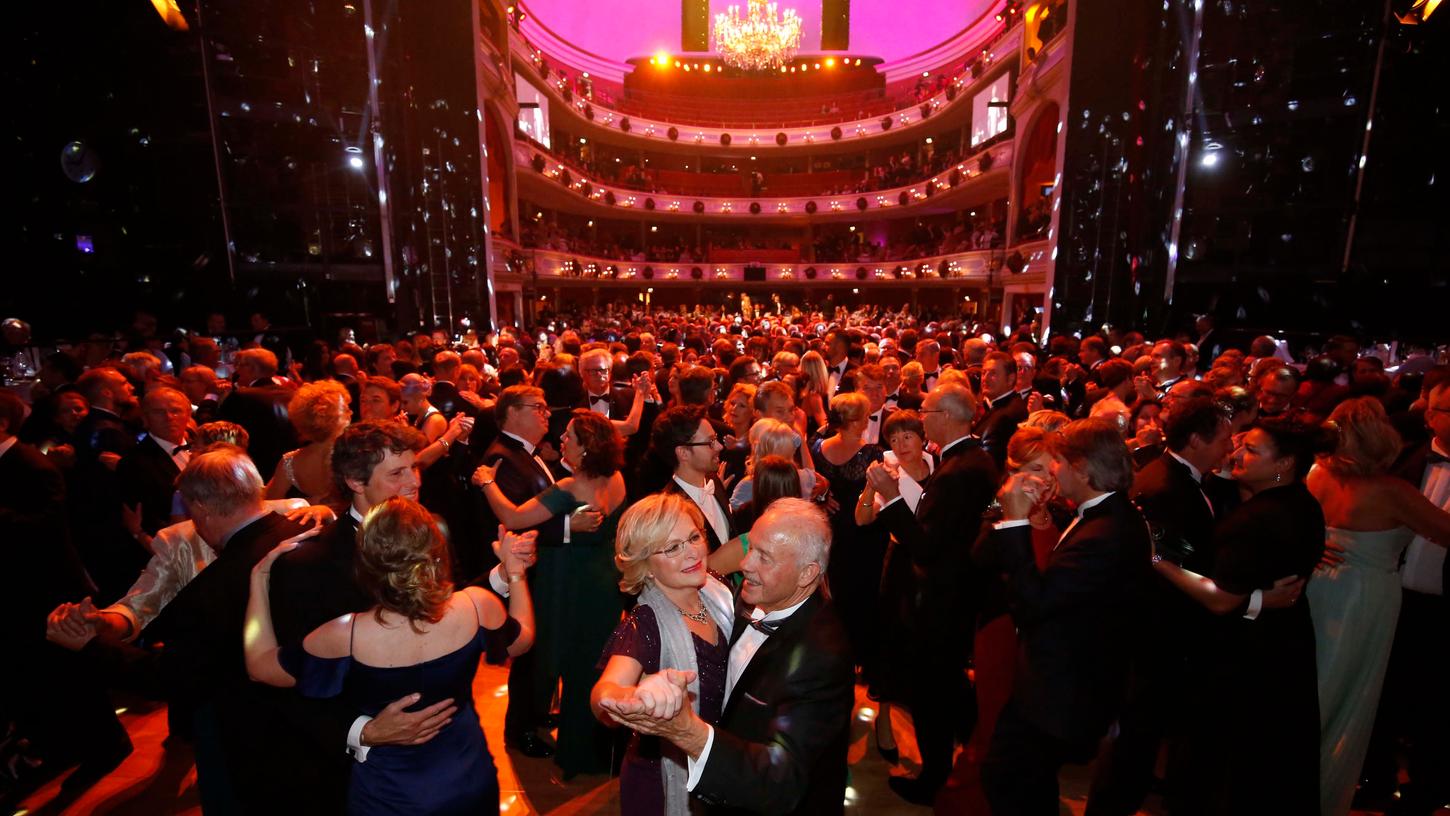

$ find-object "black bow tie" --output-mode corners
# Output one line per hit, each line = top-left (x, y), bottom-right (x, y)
(1429, 451), (1448, 466)
(590, 395), (610, 405)
(173, 443), (191, 453)
(869, 414), (880, 423)
(884, 393), (899, 403)
(742, 612), (780, 635)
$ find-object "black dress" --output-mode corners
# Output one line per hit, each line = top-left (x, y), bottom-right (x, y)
(810, 437), (887, 671)
(1177, 482), (1325, 816)
(598, 604), (728, 816)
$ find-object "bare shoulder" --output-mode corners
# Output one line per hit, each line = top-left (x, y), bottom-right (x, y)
(303, 613), (358, 659)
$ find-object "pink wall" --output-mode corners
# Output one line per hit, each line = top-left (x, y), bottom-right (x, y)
(522, 0), (993, 64)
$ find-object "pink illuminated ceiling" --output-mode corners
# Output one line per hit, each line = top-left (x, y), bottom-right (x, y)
(518, 0), (1001, 66)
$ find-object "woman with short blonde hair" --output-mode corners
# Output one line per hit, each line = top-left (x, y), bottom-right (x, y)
(593, 493), (734, 816)
(266, 380), (352, 503)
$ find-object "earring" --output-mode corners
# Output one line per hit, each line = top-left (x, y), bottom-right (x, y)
(1274, 471), (1282, 484)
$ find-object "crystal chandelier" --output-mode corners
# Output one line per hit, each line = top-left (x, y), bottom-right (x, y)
(713, 0), (803, 72)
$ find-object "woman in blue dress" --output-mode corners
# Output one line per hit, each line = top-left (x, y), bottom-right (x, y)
(244, 497), (538, 815)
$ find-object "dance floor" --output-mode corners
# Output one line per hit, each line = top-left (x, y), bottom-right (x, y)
(12, 661), (1416, 816)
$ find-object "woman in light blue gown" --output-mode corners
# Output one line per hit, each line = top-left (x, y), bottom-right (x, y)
(1305, 398), (1450, 816)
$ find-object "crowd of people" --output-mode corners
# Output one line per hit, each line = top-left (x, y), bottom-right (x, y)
(2, 304), (1447, 816)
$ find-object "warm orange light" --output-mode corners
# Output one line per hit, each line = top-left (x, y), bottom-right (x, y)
(704, 63), (712, 72)
(150, 0), (189, 30)
(825, 57), (835, 67)
(655, 50), (671, 67)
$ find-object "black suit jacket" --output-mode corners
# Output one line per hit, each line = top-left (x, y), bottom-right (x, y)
(117, 434), (184, 535)
(268, 513), (373, 646)
(975, 492), (1151, 744)
(878, 437), (997, 647)
(1, 441), (92, 642)
(662, 476), (737, 553)
(429, 380), (476, 421)
(972, 392), (1028, 470)
(693, 591), (854, 816)
(1132, 452), (1217, 573)
(1393, 441), (1450, 590)
(218, 383), (298, 478)
(476, 433), (565, 546)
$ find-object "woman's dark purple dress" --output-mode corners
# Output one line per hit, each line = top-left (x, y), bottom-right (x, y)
(598, 604), (728, 815)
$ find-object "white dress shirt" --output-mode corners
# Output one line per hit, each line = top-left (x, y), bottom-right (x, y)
(1167, 450), (1215, 516)
(150, 433), (191, 471)
(1403, 439), (1449, 595)
(674, 475), (730, 545)
(686, 595), (812, 790)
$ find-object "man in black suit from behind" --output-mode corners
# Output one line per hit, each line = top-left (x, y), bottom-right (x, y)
(600, 498), (854, 815)
(218, 347), (297, 478)
(973, 351), (1029, 470)
(117, 387), (195, 537)
(976, 418), (1152, 816)
(866, 383), (998, 805)
(427, 350), (475, 421)
(46, 447), (452, 815)
(1, 392), (127, 790)
(475, 384), (570, 758)
(71, 366), (147, 601)
(1086, 398), (1231, 815)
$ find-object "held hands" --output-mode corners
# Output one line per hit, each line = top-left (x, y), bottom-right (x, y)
(599, 669), (698, 737)
(997, 472), (1049, 521)
(865, 460), (902, 501)
(1026, 392), (1045, 414)
(492, 525), (539, 579)
(46, 597), (99, 651)
(445, 414), (474, 445)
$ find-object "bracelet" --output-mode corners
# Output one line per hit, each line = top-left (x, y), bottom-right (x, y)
(439, 438), (452, 450)
(507, 573), (524, 584)
(480, 479), (496, 486)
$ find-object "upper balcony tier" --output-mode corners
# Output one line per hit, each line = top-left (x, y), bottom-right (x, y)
(515, 137), (1012, 221)
(508, 16), (1020, 141)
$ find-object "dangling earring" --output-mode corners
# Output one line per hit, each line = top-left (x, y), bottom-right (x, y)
(1274, 471), (1282, 484)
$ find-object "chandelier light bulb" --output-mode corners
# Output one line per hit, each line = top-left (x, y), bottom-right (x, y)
(713, 0), (803, 72)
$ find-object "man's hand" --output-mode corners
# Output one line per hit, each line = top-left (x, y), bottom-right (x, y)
(599, 670), (705, 751)
(1262, 575), (1305, 610)
(1318, 536), (1346, 570)
(360, 694), (458, 747)
(631, 669), (695, 720)
(492, 526), (539, 577)
(571, 506), (605, 533)
(47, 599), (97, 651)
(996, 473), (1046, 521)
(445, 414), (474, 445)
(282, 504), (337, 528)
(865, 461), (901, 502)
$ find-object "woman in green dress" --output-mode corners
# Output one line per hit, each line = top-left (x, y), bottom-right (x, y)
(474, 409), (628, 777)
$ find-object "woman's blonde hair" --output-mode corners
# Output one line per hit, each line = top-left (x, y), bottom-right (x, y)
(831, 391), (871, 426)
(1022, 410), (1072, 433)
(356, 497), (453, 633)
(1321, 396), (1402, 477)
(748, 418), (800, 463)
(613, 492), (705, 595)
(900, 361), (924, 385)
(288, 380), (352, 442)
(1007, 426), (1052, 473)
(799, 351), (830, 395)
(724, 382), (757, 416)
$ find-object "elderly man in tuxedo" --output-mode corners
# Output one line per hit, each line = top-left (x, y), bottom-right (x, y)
(600, 498), (854, 816)
(977, 418), (1152, 816)
(866, 383), (998, 805)
(117, 387), (195, 539)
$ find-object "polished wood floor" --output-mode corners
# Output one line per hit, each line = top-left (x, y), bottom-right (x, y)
(11, 660), (1416, 816)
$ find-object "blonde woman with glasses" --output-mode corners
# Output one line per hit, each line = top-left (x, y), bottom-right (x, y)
(591, 493), (734, 816)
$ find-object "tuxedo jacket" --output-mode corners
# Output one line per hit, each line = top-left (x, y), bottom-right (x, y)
(1394, 441), (1450, 591)
(860, 405), (896, 447)
(1, 441), (92, 642)
(692, 591), (854, 816)
(268, 513), (373, 645)
(879, 438), (997, 646)
(976, 492), (1151, 744)
(218, 383), (298, 478)
(475, 433), (565, 546)
(428, 380), (476, 421)
(662, 476), (737, 553)
(117, 434), (184, 535)
(972, 392), (1028, 470)
(1131, 452), (1218, 574)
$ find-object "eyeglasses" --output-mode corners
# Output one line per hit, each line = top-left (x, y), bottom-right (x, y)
(678, 438), (718, 447)
(919, 409), (947, 415)
(583, 367), (610, 375)
(514, 402), (550, 414)
(655, 531), (705, 559)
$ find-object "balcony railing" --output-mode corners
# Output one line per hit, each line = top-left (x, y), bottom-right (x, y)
(497, 245), (1007, 285)
(515, 138), (1013, 218)
(507, 23), (1022, 146)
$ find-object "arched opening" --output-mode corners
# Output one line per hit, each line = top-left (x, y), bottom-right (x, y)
(1016, 101), (1059, 243)
(483, 106), (512, 239)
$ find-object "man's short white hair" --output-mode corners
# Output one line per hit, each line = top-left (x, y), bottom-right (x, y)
(752, 497), (831, 574)
(580, 348), (612, 369)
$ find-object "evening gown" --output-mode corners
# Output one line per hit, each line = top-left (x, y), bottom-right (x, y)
(533, 484), (627, 776)
(598, 604), (728, 815)
(1308, 525), (1415, 816)
(1177, 482), (1326, 816)
(281, 623), (500, 815)
(810, 437), (886, 670)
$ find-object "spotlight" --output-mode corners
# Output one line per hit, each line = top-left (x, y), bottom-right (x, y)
(348, 156), (365, 170)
